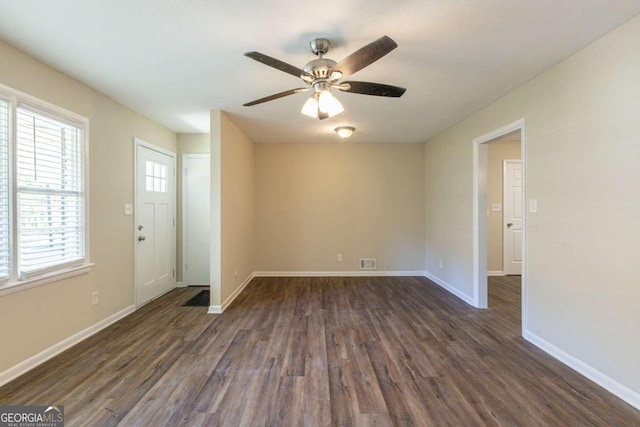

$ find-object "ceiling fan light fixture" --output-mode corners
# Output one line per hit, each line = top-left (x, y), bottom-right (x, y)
(301, 94), (319, 118)
(329, 71), (343, 81)
(244, 36), (405, 120)
(318, 89), (344, 117)
(335, 126), (355, 139)
(328, 96), (344, 117)
(317, 89), (334, 113)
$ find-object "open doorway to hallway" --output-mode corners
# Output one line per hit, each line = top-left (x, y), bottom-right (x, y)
(486, 131), (522, 278)
(486, 132), (522, 328)
(473, 119), (525, 331)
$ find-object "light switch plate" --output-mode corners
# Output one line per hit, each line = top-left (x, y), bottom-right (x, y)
(529, 199), (538, 213)
(491, 203), (502, 212)
(124, 203), (133, 215)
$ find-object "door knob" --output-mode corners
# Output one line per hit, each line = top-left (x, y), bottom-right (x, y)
(138, 236), (146, 241)
(507, 223), (513, 228)
(138, 225), (144, 231)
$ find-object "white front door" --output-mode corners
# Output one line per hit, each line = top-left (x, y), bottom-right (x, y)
(182, 154), (210, 286)
(135, 141), (176, 306)
(503, 160), (522, 275)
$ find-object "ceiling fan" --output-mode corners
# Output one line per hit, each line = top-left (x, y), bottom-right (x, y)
(243, 35), (406, 120)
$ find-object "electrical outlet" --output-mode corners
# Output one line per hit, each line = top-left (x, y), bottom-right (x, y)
(438, 259), (443, 269)
(234, 267), (238, 278)
(337, 253), (343, 262)
(92, 291), (99, 306)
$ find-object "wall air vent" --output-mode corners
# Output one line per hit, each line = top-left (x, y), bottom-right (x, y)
(360, 258), (376, 270)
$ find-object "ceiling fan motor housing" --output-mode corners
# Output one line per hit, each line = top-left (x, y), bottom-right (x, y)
(309, 38), (330, 56)
(302, 58), (337, 81)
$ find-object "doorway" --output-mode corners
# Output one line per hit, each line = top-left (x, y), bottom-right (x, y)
(134, 139), (176, 307)
(472, 119), (526, 330)
(182, 153), (211, 286)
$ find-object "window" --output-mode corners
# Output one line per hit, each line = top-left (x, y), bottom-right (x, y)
(0, 84), (89, 291)
(16, 106), (85, 277)
(0, 99), (9, 280)
(145, 160), (167, 193)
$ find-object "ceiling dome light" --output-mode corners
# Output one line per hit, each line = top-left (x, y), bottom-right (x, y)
(335, 126), (355, 139)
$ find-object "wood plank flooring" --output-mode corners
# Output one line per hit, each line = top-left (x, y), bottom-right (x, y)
(1, 276), (639, 426)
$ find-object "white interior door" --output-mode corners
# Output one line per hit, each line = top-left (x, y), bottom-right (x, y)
(182, 154), (210, 286)
(503, 160), (522, 275)
(135, 141), (175, 306)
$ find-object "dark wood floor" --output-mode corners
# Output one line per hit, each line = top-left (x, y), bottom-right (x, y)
(1, 276), (639, 426)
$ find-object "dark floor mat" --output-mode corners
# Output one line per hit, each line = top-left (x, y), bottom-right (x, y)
(182, 290), (209, 307)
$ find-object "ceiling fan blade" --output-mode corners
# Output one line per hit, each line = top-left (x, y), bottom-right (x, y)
(332, 36), (398, 78)
(245, 51), (305, 78)
(338, 81), (406, 97)
(243, 88), (310, 106)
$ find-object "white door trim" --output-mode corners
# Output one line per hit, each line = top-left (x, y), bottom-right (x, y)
(472, 118), (526, 330)
(133, 138), (177, 307)
(181, 153), (210, 286)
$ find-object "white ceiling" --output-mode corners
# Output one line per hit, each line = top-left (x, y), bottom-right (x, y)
(1, 1), (639, 144)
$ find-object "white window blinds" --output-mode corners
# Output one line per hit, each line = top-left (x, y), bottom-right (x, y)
(16, 106), (85, 277)
(0, 99), (9, 280)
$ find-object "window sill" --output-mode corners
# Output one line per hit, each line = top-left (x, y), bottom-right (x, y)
(0, 263), (95, 298)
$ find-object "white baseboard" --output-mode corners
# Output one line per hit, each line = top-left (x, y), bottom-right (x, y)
(207, 305), (222, 314)
(253, 270), (426, 277)
(207, 271), (426, 313)
(424, 271), (474, 306)
(208, 272), (255, 314)
(0, 305), (136, 388)
(176, 281), (185, 288)
(488, 270), (505, 276)
(222, 272), (254, 311)
(523, 329), (640, 411)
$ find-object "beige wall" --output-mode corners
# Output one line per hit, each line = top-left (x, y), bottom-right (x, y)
(209, 112), (222, 305)
(487, 142), (521, 272)
(209, 111), (255, 307)
(0, 40), (176, 374)
(176, 133), (210, 282)
(255, 143), (425, 272)
(220, 113), (255, 303)
(178, 132), (210, 153)
(425, 14), (640, 396)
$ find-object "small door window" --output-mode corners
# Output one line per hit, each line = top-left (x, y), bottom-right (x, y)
(145, 161), (167, 193)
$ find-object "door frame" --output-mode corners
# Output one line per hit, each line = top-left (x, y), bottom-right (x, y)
(181, 153), (210, 286)
(133, 137), (177, 307)
(472, 118), (526, 329)
(503, 159), (522, 275)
